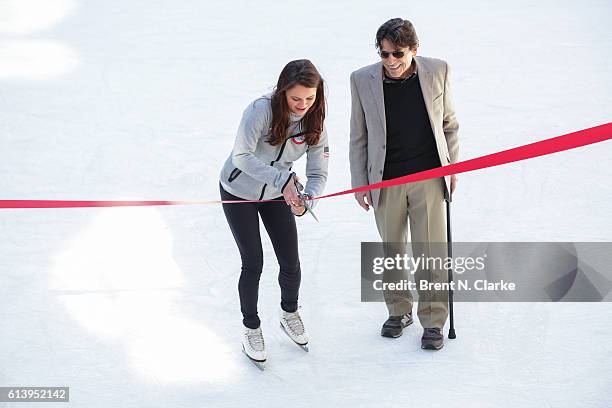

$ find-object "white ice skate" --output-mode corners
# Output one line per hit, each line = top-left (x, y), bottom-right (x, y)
(279, 309), (309, 351)
(241, 325), (267, 369)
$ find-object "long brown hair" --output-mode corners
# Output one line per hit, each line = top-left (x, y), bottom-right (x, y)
(269, 59), (325, 146)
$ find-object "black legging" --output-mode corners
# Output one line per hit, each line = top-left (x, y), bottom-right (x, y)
(220, 184), (301, 329)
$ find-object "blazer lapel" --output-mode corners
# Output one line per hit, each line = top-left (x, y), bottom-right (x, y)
(416, 57), (436, 134)
(368, 62), (387, 137)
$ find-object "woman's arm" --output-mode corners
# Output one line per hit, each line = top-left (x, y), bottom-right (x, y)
(303, 126), (329, 209)
(231, 100), (294, 194)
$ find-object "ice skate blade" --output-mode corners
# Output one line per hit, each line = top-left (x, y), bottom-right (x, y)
(242, 347), (266, 370)
(280, 323), (309, 352)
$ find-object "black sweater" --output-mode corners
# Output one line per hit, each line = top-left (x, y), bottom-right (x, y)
(382, 73), (441, 180)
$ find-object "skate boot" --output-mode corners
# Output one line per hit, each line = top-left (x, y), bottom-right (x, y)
(242, 325), (267, 368)
(279, 309), (309, 351)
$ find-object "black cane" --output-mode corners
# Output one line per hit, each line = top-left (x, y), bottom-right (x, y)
(446, 197), (456, 339)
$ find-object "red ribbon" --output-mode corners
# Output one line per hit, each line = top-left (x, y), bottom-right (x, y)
(2, 122), (611, 209)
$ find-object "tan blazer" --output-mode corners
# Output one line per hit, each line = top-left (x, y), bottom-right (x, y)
(349, 56), (459, 209)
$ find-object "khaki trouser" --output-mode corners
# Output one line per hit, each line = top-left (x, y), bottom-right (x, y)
(374, 178), (449, 329)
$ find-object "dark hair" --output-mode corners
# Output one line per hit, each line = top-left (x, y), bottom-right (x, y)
(375, 18), (419, 50)
(269, 59), (325, 146)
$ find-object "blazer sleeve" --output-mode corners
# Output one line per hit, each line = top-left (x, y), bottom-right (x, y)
(349, 71), (369, 188)
(442, 62), (460, 164)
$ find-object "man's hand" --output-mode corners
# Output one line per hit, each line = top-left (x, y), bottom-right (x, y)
(450, 174), (458, 195)
(354, 191), (373, 211)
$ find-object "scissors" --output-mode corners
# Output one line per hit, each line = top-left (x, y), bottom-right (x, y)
(293, 179), (319, 222)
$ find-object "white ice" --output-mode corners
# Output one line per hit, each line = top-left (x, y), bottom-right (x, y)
(1, 0), (611, 407)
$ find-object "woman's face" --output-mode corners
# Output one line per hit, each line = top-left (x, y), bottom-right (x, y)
(286, 84), (317, 116)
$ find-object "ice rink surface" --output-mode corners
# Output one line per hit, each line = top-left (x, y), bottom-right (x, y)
(1, 0), (611, 406)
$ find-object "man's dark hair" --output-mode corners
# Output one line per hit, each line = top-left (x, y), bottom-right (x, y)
(375, 18), (419, 50)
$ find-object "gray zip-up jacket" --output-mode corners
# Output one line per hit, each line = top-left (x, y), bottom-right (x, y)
(219, 95), (329, 207)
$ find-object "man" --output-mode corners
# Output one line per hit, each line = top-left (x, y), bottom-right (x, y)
(349, 18), (459, 350)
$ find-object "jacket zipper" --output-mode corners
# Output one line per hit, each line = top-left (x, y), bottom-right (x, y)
(258, 131), (306, 200)
(228, 168), (242, 182)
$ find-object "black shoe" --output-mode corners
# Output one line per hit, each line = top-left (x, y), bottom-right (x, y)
(421, 328), (444, 350)
(380, 313), (413, 338)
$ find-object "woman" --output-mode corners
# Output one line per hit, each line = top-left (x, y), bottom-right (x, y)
(219, 59), (329, 364)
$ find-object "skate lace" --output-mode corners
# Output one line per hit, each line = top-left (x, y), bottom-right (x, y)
(285, 312), (305, 335)
(247, 329), (265, 352)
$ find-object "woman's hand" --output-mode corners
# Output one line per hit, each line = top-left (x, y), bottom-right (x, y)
(291, 205), (307, 216)
(282, 174), (302, 207)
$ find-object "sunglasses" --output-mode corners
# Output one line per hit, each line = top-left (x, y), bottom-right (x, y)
(379, 50), (407, 59)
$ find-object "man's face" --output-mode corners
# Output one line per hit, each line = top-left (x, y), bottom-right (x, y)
(379, 38), (417, 79)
